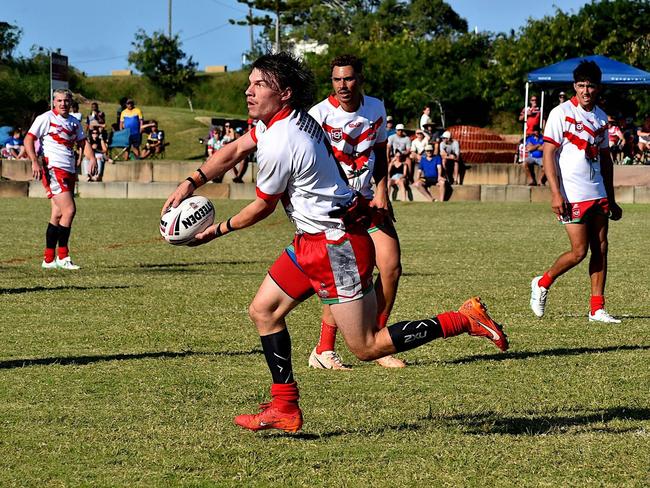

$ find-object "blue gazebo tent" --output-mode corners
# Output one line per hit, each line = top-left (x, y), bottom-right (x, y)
(522, 55), (650, 145)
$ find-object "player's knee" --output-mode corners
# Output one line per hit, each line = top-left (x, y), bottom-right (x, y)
(571, 246), (588, 263)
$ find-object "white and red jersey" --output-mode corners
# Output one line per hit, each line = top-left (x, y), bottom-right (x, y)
(28, 109), (85, 173)
(308, 94), (387, 199)
(251, 107), (355, 235)
(543, 97), (609, 202)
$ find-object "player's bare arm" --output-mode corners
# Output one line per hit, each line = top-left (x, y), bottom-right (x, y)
(191, 196), (278, 246)
(542, 141), (565, 217)
(599, 147), (622, 221)
(24, 133), (41, 180)
(161, 132), (257, 214)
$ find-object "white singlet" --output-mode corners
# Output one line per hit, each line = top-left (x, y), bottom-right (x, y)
(27, 109), (85, 174)
(543, 97), (609, 202)
(308, 94), (387, 199)
(251, 107), (355, 235)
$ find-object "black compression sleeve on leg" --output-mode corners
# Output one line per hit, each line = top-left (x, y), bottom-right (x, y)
(387, 318), (444, 352)
(260, 328), (294, 384)
(57, 225), (71, 248)
(46, 223), (59, 249)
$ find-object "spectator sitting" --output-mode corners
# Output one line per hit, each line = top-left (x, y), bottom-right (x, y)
(636, 115), (650, 163)
(207, 127), (224, 157)
(557, 91), (567, 106)
(140, 121), (165, 159)
(524, 125), (546, 186)
(410, 128), (429, 161)
(82, 125), (108, 181)
(414, 143), (446, 202)
(440, 130), (461, 185)
(4, 129), (26, 159)
(221, 122), (236, 145)
(385, 115), (396, 137)
(422, 122), (436, 140)
(86, 102), (106, 131)
(387, 123), (412, 179)
(387, 150), (409, 202)
(232, 126), (247, 183)
(607, 115), (625, 163)
(519, 95), (541, 135)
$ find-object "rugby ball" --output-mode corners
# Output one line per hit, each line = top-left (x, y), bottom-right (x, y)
(160, 196), (215, 245)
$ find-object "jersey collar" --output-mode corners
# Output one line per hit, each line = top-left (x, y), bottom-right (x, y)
(266, 106), (293, 130)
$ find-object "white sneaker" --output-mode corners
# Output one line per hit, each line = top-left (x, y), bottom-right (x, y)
(530, 276), (548, 317)
(56, 256), (80, 270)
(589, 309), (621, 324)
(308, 347), (351, 370)
(375, 355), (407, 368)
(41, 259), (58, 269)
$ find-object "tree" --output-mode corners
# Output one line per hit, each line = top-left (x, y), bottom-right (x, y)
(128, 30), (198, 100)
(0, 21), (21, 61)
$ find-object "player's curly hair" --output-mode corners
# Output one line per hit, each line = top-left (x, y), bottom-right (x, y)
(330, 54), (363, 75)
(252, 51), (315, 110)
(573, 60), (602, 84)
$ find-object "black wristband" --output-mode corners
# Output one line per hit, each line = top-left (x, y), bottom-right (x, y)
(196, 168), (208, 183)
(215, 222), (223, 237)
(226, 217), (235, 232)
(185, 176), (197, 189)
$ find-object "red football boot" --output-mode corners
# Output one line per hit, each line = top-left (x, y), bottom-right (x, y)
(458, 297), (509, 351)
(234, 402), (303, 433)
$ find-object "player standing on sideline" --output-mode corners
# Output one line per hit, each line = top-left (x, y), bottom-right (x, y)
(24, 89), (97, 270)
(162, 52), (509, 433)
(307, 54), (405, 369)
(530, 60), (623, 323)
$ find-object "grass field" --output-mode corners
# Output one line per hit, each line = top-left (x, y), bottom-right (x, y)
(1, 199), (648, 487)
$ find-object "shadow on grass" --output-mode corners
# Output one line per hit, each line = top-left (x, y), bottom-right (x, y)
(0, 349), (262, 370)
(289, 406), (650, 439)
(137, 260), (267, 268)
(441, 344), (650, 365)
(0, 284), (132, 295)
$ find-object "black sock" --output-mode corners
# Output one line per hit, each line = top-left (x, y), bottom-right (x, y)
(46, 223), (59, 249)
(57, 225), (71, 249)
(260, 329), (294, 384)
(387, 318), (444, 352)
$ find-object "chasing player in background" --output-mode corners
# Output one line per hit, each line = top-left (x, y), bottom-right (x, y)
(307, 54), (405, 369)
(25, 89), (97, 270)
(530, 60), (623, 323)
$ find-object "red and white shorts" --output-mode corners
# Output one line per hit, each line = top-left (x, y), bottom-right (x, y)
(268, 226), (375, 304)
(559, 198), (609, 224)
(42, 166), (76, 199)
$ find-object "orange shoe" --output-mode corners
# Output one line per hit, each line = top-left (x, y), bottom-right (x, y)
(234, 402), (303, 433)
(458, 297), (509, 351)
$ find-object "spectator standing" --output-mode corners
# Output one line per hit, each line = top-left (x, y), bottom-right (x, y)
(440, 130), (461, 184)
(385, 115), (396, 137)
(24, 88), (97, 270)
(530, 60), (622, 324)
(557, 91), (567, 106)
(70, 101), (83, 124)
(420, 105), (432, 131)
(636, 115), (650, 162)
(524, 126), (546, 185)
(207, 127), (223, 157)
(520, 95), (541, 135)
(119, 99), (143, 159)
(414, 143), (446, 202)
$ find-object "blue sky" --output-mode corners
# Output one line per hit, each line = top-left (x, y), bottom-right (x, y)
(4, 0), (592, 76)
